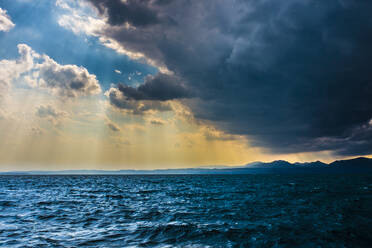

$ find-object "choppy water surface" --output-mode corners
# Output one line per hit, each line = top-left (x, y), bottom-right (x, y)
(0, 175), (371, 247)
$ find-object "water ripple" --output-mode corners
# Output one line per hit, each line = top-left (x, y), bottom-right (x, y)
(0, 175), (371, 247)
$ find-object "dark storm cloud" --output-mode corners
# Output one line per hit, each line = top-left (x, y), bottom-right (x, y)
(106, 73), (189, 114)
(107, 87), (173, 115)
(334, 123), (372, 156)
(118, 73), (192, 101)
(88, 0), (164, 26)
(89, 0), (372, 155)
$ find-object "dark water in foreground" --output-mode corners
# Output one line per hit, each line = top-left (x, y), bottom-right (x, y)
(0, 175), (371, 247)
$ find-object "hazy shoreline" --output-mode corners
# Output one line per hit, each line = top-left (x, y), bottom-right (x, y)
(2, 157), (372, 175)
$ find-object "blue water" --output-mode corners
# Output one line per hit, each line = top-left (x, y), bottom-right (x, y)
(0, 175), (371, 247)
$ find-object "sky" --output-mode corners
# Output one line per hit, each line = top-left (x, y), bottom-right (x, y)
(0, 0), (371, 170)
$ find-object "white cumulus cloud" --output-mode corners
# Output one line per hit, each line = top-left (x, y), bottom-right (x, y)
(0, 8), (15, 32)
(0, 44), (101, 98)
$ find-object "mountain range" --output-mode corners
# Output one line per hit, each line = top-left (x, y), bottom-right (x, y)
(1, 157), (372, 175)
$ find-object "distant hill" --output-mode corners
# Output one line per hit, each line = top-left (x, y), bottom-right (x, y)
(1, 157), (372, 175)
(234, 157), (372, 174)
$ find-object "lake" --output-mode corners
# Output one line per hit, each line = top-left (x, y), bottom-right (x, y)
(0, 175), (371, 247)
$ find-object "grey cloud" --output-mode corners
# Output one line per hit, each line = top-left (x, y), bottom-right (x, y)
(31, 127), (43, 136)
(107, 122), (120, 132)
(333, 122), (372, 156)
(36, 105), (65, 119)
(118, 73), (192, 101)
(107, 87), (172, 115)
(36, 105), (67, 125)
(88, 0), (165, 27)
(150, 119), (164, 125)
(204, 128), (237, 142)
(38, 54), (101, 98)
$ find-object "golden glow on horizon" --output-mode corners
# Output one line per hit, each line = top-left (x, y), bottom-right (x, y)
(0, 86), (347, 171)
